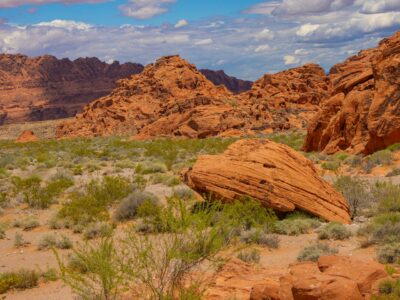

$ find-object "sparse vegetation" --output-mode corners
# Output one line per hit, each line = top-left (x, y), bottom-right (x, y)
(237, 249), (261, 264)
(318, 222), (351, 240)
(297, 243), (338, 262)
(0, 269), (39, 294)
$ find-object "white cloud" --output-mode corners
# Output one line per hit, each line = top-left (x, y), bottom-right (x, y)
(255, 28), (274, 40)
(254, 44), (270, 53)
(0, 0), (108, 7)
(284, 55), (300, 65)
(361, 0), (400, 14)
(296, 23), (320, 37)
(195, 38), (213, 46)
(294, 49), (309, 56)
(35, 19), (92, 30)
(174, 19), (188, 28)
(120, 0), (175, 19)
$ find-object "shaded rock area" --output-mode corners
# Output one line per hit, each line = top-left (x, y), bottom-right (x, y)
(15, 130), (38, 143)
(304, 31), (400, 155)
(0, 54), (144, 125)
(183, 139), (351, 223)
(250, 255), (388, 300)
(199, 69), (253, 93)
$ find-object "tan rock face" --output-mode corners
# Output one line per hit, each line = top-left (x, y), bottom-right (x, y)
(56, 55), (331, 139)
(15, 130), (38, 143)
(251, 255), (388, 300)
(304, 31), (400, 155)
(0, 54), (143, 125)
(183, 139), (351, 223)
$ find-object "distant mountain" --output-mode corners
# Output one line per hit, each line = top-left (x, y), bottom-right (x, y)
(0, 54), (144, 125)
(199, 69), (252, 93)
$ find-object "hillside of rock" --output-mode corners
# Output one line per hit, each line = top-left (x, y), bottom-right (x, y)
(56, 55), (269, 138)
(56, 55), (333, 139)
(199, 69), (253, 93)
(0, 54), (144, 125)
(183, 139), (351, 223)
(304, 31), (400, 155)
(240, 63), (332, 131)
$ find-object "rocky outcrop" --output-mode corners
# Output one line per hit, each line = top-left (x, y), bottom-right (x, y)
(15, 130), (38, 143)
(56, 55), (270, 139)
(199, 69), (253, 93)
(183, 139), (351, 223)
(0, 54), (143, 125)
(304, 31), (400, 155)
(56, 55), (333, 139)
(240, 64), (332, 131)
(250, 255), (388, 300)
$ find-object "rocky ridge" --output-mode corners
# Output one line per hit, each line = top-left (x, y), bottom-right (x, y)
(56, 55), (331, 139)
(0, 54), (144, 125)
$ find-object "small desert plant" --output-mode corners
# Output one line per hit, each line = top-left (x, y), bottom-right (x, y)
(13, 217), (40, 231)
(321, 161), (340, 172)
(334, 176), (373, 219)
(239, 229), (280, 249)
(55, 237), (126, 300)
(135, 162), (167, 174)
(14, 232), (29, 248)
(297, 243), (338, 262)
(318, 222), (352, 240)
(56, 235), (73, 249)
(113, 192), (158, 222)
(237, 249), (261, 264)
(83, 222), (113, 240)
(274, 218), (320, 236)
(0, 269), (39, 294)
(38, 233), (57, 250)
(377, 243), (400, 264)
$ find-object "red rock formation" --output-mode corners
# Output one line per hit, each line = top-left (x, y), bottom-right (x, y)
(15, 130), (38, 143)
(199, 69), (253, 94)
(240, 64), (332, 131)
(304, 31), (400, 155)
(0, 54), (143, 125)
(250, 255), (388, 300)
(183, 139), (351, 223)
(56, 55), (268, 139)
(56, 55), (333, 139)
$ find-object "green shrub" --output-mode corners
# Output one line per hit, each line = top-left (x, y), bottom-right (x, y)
(113, 192), (158, 222)
(14, 232), (29, 248)
(318, 222), (351, 240)
(387, 143), (400, 152)
(334, 176), (373, 219)
(321, 161), (340, 171)
(0, 270), (39, 294)
(83, 222), (113, 240)
(386, 168), (400, 177)
(297, 243), (338, 262)
(377, 279), (400, 298)
(377, 243), (400, 264)
(13, 217), (40, 231)
(87, 176), (132, 205)
(267, 132), (305, 151)
(370, 150), (393, 166)
(239, 229), (280, 248)
(56, 235), (73, 249)
(237, 249), (261, 264)
(135, 162), (167, 175)
(274, 218), (320, 236)
(38, 233), (57, 250)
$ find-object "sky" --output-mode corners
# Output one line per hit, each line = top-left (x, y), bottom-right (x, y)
(0, 0), (399, 80)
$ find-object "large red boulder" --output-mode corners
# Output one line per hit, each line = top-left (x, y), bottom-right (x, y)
(183, 139), (351, 223)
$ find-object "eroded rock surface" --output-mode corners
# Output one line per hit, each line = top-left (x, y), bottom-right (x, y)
(183, 139), (351, 223)
(250, 255), (388, 300)
(0, 54), (143, 125)
(304, 31), (400, 155)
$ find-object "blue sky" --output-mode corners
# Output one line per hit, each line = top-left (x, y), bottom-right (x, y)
(0, 0), (399, 80)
